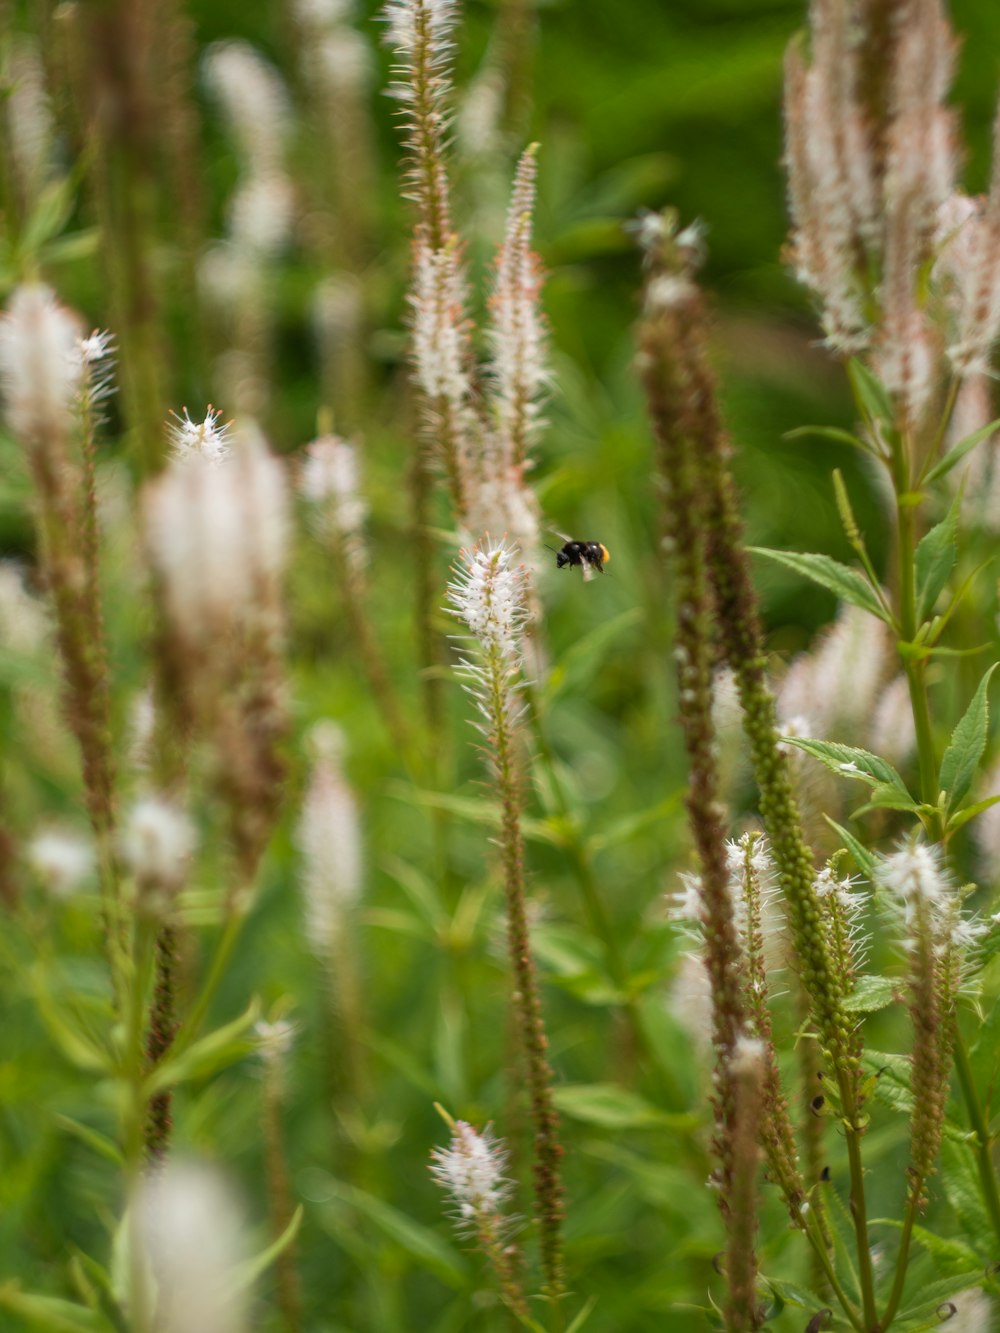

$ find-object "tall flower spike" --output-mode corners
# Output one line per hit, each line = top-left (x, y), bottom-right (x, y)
(489, 144), (546, 470)
(876, 842), (971, 1205)
(383, 0), (458, 247)
(430, 1120), (529, 1319)
(296, 721), (363, 962)
(446, 541), (564, 1310)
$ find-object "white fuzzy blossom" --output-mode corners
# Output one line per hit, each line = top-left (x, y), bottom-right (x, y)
(489, 147), (546, 464)
(27, 831), (94, 898)
(777, 604), (890, 744)
(0, 284), (83, 446)
(876, 841), (982, 953)
(144, 423), (289, 649)
(297, 722), (362, 957)
(669, 834), (778, 951)
(119, 796), (195, 896)
(5, 37), (53, 206)
(429, 1121), (512, 1232)
(167, 407), (233, 466)
(135, 1162), (248, 1333)
(300, 436), (368, 568)
(383, 0), (458, 64)
(729, 1035), (765, 1078)
(410, 240), (472, 407)
(203, 42), (290, 174)
(447, 542), (529, 663)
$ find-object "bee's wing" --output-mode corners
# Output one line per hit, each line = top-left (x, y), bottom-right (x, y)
(547, 527), (573, 545)
(581, 563), (596, 583)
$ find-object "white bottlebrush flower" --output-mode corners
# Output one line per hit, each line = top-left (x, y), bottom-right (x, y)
(447, 541), (530, 662)
(6, 37), (53, 205)
(777, 604), (890, 744)
(382, 0), (458, 64)
(135, 1162), (248, 1333)
(203, 41), (290, 176)
(0, 284), (83, 446)
(166, 406), (233, 466)
(297, 722), (362, 956)
(315, 29), (373, 91)
(27, 830), (94, 898)
(488, 147), (547, 465)
(300, 436), (368, 567)
(145, 422), (289, 648)
(119, 796), (195, 893)
(877, 842), (951, 912)
(410, 239), (472, 407)
(228, 173), (295, 257)
(666, 952), (713, 1054)
(430, 1121), (512, 1231)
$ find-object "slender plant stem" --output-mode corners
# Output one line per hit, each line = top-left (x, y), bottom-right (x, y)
(838, 1070), (878, 1331)
(879, 1187), (921, 1330)
(801, 1205), (864, 1333)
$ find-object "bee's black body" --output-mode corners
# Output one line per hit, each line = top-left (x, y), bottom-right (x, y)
(554, 540), (610, 574)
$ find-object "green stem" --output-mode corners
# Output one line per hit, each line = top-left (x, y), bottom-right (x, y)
(839, 1071), (879, 1331)
(879, 1187), (921, 1330)
(953, 1032), (1000, 1250)
(892, 439), (942, 838)
(801, 1205), (864, 1333)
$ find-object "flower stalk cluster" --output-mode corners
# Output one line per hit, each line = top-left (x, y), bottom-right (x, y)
(385, 1), (547, 558)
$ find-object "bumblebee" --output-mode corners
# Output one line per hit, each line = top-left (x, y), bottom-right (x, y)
(553, 540), (610, 578)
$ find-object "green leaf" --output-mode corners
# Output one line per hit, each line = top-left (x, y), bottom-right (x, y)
(143, 998), (260, 1096)
(317, 1178), (469, 1289)
(847, 358), (895, 429)
(233, 1207), (303, 1291)
(851, 782), (922, 814)
(31, 975), (113, 1075)
(843, 975), (898, 1013)
(915, 492), (960, 621)
(946, 792), (1000, 834)
(552, 1083), (691, 1130)
(54, 1115), (123, 1166)
(784, 425), (870, 451)
(925, 418), (1000, 485)
(566, 1297), (599, 1333)
(0, 1285), (113, 1333)
(783, 738), (913, 801)
(747, 548), (888, 621)
(824, 817), (877, 878)
(939, 664), (998, 815)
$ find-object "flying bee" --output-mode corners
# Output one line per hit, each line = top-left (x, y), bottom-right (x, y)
(546, 536), (611, 582)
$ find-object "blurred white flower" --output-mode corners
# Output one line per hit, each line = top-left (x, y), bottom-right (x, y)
(27, 830), (94, 898)
(135, 1162), (248, 1333)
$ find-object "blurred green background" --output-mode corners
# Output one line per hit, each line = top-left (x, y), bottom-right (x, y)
(4, 0), (1000, 1329)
